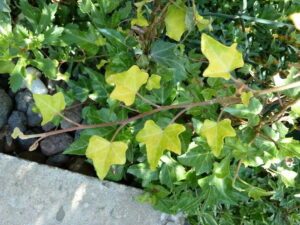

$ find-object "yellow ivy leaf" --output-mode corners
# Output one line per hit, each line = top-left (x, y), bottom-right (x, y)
(241, 91), (253, 106)
(106, 65), (149, 106)
(195, 12), (210, 31)
(164, 4), (186, 41)
(146, 74), (161, 90)
(200, 119), (236, 157)
(290, 13), (300, 30)
(201, 33), (244, 79)
(86, 136), (128, 180)
(136, 120), (186, 170)
(33, 92), (66, 125)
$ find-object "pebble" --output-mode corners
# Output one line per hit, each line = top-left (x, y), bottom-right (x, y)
(8, 111), (27, 132)
(15, 90), (33, 113)
(42, 122), (57, 132)
(40, 133), (73, 156)
(60, 106), (82, 129)
(26, 103), (42, 127)
(0, 89), (13, 129)
(46, 153), (70, 167)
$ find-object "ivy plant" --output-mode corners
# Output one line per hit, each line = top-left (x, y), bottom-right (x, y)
(3, 0), (300, 224)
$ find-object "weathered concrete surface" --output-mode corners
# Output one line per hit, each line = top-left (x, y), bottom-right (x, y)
(0, 154), (183, 225)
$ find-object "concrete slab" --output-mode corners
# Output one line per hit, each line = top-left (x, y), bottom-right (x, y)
(0, 154), (183, 225)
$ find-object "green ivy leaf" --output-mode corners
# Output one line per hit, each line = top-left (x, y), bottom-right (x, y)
(128, 163), (159, 187)
(86, 136), (128, 180)
(246, 186), (274, 200)
(200, 119), (236, 157)
(178, 144), (213, 175)
(9, 58), (27, 92)
(277, 167), (298, 187)
(78, 0), (95, 14)
(201, 33), (244, 79)
(224, 98), (263, 126)
(159, 155), (186, 189)
(150, 40), (187, 82)
(136, 120), (186, 170)
(33, 92), (66, 125)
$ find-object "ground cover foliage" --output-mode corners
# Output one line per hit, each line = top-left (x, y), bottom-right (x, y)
(1, 0), (300, 224)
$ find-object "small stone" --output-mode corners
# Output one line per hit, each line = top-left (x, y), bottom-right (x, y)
(3, 136), (18, 154)
(26, 103), (42, 127)
(8, 111), (27, 132)
(29, 79), (48, 94)
(40, 133), (73, 156)
(46, 153), (70, 167)
(0, 89), (13, 129)
(15, 90), (33, 113)
(60, 106), (82, 129)
(42, 122), (57, 132)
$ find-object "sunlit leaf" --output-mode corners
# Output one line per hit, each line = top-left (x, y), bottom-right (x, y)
(136, 120), (186, 170)
(201, 33), (244, 79)
(33, 92), (66, 125)
(146, 74), (161, 90)
(164, 3), (186, 41)
(86, 136), (128, 179)
(200, 119), (236, 157)
(277, 167), (297, 187)
(290, 13), (300, 30)
(106, 65), (149, 106)
(241, 91), (253, 106)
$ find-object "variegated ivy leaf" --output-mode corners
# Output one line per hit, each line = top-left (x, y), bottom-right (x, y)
(200, 119), (236, 157)
(136, 120), (186, 170)
(86, 136), (128, 180)
(164, 3), (186, 41)
(201, 33), (244, 79)
(146, 74), (161, 90)
(106, 65), (149, 106)
(33, 92), (66, 125)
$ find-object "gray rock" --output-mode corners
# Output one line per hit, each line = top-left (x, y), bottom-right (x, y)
(8, 111), (27, 132)
(40, 133), (73, 156)
(15, 90), (33, 113)
(60, 106), (82, 129)
(26, 103), (42, 127)
(42, 122), (57, 131)
(0, 89), (13, 129)
(46, 153), (70, 167)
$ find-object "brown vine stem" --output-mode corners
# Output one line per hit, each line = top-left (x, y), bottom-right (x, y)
(16, 80), (300, 150)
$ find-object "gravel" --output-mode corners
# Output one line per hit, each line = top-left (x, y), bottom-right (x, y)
(8, 111), (27, 132)
(42, 122), (57, 132)
(15, 90), (33, 113)
(60, 107), (82, 129)
(26, 103), (42, 127)
(40, 133), (73, 156)
(0, 89), (13, 129)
